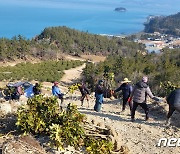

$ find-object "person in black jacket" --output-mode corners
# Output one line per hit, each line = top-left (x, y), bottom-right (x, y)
(94, 80), (104, 112)
(166, 88), (180, 124)
(114, 78), (133, 112)
(78, 81), (90, 107)
(33, 83), (41, 96)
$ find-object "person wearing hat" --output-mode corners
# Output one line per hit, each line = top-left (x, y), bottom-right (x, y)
(128, 76), (160, 122)
(94, 80), (104, 112)
(52, 81), (64, 104)
(114, 78), (133, 112)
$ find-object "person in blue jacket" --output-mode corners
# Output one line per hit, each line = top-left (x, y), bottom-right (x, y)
(114, 78), (133, 112)
(52, 81), (64, 104)
(94, 80), (104, 112)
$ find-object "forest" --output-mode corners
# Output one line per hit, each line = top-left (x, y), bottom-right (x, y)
(83, 48), (180, 96)
(0, 26), (145, 61)
(0, 26), (179, 96)
(144, 12), (180, 36)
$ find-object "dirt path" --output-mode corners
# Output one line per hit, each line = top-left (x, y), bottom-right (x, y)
(60, 64), (180, 154)
(60, 63), (86, 86)
(0, 58), (179, 154)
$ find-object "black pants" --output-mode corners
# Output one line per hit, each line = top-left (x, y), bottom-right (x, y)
(58, 94), (64, 104)
(122, 98), (132, 111)
(80, 93), (89, 105)
(131, 102), (149, 119)
(167, 105), (175, 119)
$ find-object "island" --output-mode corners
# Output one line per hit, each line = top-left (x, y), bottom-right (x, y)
(114, 7), (127, 12)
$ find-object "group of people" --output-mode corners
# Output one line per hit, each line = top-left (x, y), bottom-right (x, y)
(33, 77), (179, 123)
(51, 81), (90, 107)
(49, 76), (160, 122)
(94, 76), (161, 122)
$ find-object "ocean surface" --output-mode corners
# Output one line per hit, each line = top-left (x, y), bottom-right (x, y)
(0, 0), (179, 39)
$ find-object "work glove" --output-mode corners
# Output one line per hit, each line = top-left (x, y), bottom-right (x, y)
(127, 97), (132, 103)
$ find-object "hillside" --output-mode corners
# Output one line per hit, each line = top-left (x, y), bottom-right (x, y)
(0, 63), (180, 154)
(83, 48), (180, 96)
(0, 26), (145, 61)
(144, 12), (180, 36)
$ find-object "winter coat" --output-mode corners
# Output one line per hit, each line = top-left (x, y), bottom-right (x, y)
(95, 84), (104, 103)
(115, 83), (133, 99)
(95, 84), (104, 96)
(52, 85), (61, 96)
(94, 84), (104, 112)
(167, 88), (180, 107)
(33, 86), (41, 95)
(131, 81), (158, 103)
(78, 84), (89, 95)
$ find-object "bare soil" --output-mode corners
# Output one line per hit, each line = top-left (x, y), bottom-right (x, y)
(0, 57), (180, 154)
(55, 64), (180, 154)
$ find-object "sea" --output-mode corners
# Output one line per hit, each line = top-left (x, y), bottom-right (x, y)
(0, 0), (179, 39)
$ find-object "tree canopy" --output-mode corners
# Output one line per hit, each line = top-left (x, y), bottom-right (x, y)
(144, 12), (180, 36)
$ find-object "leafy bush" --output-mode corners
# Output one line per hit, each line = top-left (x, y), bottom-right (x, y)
(160, 81), (179, 97)
(85, 136), (113, 154)
(49, 104), (85, 150)
(16, 95), (114, 153)
(16, 95), (60, 134)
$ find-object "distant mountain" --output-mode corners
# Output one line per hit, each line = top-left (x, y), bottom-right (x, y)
(144, 12), (180, 36)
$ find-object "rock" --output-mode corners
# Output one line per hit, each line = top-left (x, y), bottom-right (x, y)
(19, 95), (28, 105)
(108, 135), (115, 145)
(119, 146), (130, 154)
(0, 102), (12, 114)
(97, 122), (105, 128)
(105, 125), (117, 137)
(2, 135), (46, 154)
(114, 138), (122, 151)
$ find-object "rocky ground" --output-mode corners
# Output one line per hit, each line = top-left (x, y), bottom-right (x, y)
(0, 62), (180, 154)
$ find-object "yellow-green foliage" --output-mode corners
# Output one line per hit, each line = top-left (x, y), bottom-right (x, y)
(160, 81), (179, 96)
(16, 96), (113, 153)
(49, 103), (85, 149)
(85, 136), (113, 154)
(68, 83), (81, 94)
(16, 95), (60, 134)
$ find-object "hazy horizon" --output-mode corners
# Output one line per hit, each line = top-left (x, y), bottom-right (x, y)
(0, 0), (179, 38)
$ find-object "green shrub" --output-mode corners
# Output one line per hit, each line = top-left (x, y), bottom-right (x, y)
(0, 60), (84, 82)
(16, 95), (60, 134)
(16, 96), (113, 153)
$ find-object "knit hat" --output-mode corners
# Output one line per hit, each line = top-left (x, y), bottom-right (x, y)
(142, 76), (148, 83)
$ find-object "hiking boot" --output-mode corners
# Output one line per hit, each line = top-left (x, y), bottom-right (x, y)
(145, 116), (149, 121)
(131, 118), (135, 122)
(165, 119), (170, 126)
(121, 109), (125, 113)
